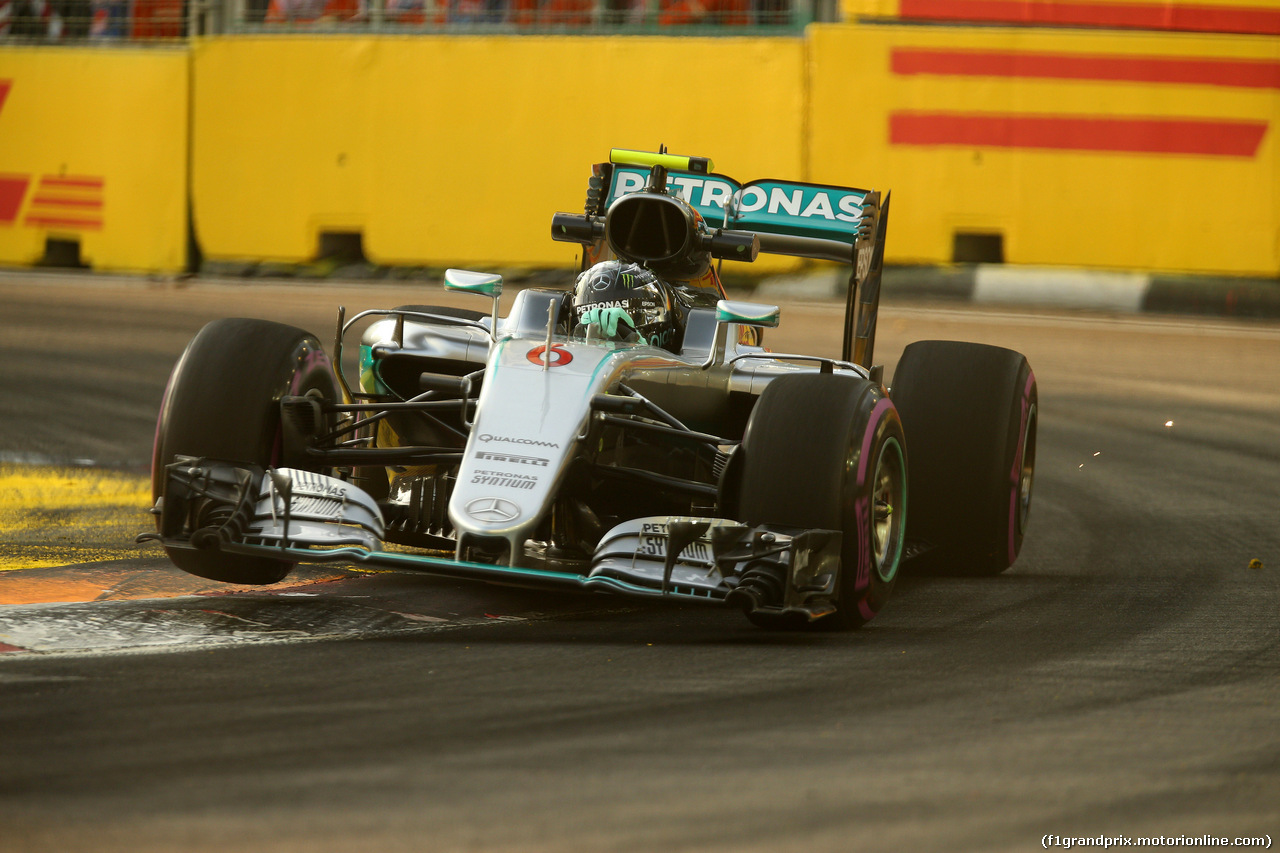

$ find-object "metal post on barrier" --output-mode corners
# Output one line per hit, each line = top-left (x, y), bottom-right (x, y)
(812, 0), (837, 23)
(193, 0), (222, 35)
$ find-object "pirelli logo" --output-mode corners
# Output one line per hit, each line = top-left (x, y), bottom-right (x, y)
(475, 451), (549, 467)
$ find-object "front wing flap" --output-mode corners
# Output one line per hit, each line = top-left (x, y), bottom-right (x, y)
(591, 517), (842, 620)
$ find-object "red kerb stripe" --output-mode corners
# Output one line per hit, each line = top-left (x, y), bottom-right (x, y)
(892, 48), (1280, 89)
(898, 0), (1280, 36)
(889, 113), (1267, 156)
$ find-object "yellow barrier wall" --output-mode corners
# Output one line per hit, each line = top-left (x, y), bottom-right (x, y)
(191, 36), (806, 270)
(0, 48), (189, 273)
(807, 23), (1280, 275)
(2, 34), (1275, 277)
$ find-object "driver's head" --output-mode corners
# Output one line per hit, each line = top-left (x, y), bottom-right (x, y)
(572, 261), (676, 349)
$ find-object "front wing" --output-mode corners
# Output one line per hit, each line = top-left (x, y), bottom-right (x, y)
(144, 461), (845, 622)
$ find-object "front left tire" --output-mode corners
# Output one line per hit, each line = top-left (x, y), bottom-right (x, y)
(152, 318), (340, 584)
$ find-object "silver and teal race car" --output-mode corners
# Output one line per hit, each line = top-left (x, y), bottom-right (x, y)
(142, 148), (1037, 630)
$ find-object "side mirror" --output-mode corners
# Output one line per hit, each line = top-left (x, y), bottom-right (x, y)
(444, 268), (503, 298)
(702, 300), (780, 370)
(444, 269), (502, 342)
(715, 299), (780, 328)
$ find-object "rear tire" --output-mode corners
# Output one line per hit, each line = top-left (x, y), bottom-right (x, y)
(152, 318), (340, 584)
(735, 374), (907, 630)
(890, 340), (1037, 575)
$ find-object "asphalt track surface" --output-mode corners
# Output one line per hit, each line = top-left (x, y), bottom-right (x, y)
(1, 273), (1277, 852)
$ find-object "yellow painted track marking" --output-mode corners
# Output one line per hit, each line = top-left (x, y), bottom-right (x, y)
(0, 465), (357, 607)
(0, 465), (151, 572)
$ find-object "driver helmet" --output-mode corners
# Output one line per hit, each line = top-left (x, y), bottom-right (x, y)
(572, 261), (676, 349)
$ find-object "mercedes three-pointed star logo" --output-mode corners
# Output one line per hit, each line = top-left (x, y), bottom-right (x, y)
(464, 497), (521, 523)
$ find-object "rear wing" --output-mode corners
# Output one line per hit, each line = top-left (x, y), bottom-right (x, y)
(557, 151), (891, 369)
(608, 166), (865, 254)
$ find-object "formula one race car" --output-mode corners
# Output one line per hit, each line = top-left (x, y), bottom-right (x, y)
(141, 148), (1037, 630)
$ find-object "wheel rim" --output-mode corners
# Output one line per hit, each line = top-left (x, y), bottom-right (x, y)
(1016, 404), (1037, 536)
(872, 436), (906, 583)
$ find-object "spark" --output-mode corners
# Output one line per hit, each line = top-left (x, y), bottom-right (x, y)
(1165, 420), (1174, 428)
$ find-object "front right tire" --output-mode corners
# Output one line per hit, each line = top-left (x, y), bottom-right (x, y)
(734, 373), (907, 630)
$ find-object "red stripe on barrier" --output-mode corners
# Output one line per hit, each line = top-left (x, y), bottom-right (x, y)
(891, 48), (1280, 89)
(0, 80), (11, 115)
(898, 0), (1280, 36)
(889, 113), (1268, 156)
(24, 215), (103, 230)
(30, 196), (104, 209)
(0, 175), (29, 224)
(38, 176), (105, 189)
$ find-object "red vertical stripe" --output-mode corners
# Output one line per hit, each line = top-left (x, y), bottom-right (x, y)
(0, 80), (11, 115)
